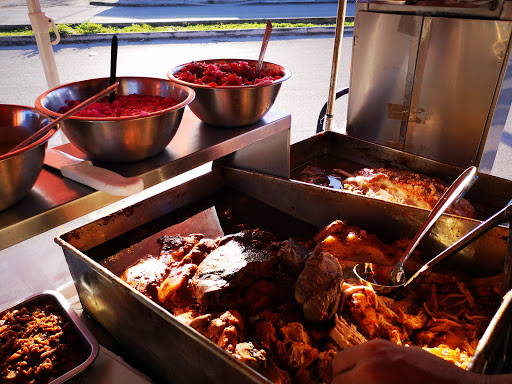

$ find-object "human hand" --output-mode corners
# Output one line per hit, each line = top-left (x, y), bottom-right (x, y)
(331, 339), (486, 384)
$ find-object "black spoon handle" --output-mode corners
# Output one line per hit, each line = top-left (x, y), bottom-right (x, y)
(109, 35), (118, 103)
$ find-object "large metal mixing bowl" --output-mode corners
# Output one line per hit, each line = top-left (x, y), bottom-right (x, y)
(35, 77), (195, 163)
(0, 105), (55, 211)
(167, 59), (291, 127)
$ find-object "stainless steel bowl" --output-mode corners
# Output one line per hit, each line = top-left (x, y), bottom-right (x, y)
(0, 105), (55, 211)
(167, 59), (291, 127)
(35, 77), (195, 163)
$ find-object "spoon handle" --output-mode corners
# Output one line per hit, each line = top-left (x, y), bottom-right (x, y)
(256, 20), (273, 75)
(109, 35), (118, 103)
(7, 82), (119, 155)
(390, 165), (478, 283)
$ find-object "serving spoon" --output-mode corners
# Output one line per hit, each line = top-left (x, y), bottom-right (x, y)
(256, 20), (273, 76)
(6, 82), (119, 155)
(353, 165), (478, 294)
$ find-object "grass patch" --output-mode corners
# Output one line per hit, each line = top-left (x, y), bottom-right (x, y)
(0, 20), (349, 37)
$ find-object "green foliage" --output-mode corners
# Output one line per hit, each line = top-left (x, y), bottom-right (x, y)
(1, 20), (346, 37)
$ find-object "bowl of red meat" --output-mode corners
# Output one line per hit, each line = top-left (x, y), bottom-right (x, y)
(167, 59), (291, 127)
(35, 77), (195, 162)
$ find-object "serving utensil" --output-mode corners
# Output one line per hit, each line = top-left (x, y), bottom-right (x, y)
(256, 20), (272, 76)
(354, 165), (478, 293)
(109, 35), (118, 103)
(7, 82), (119, 155)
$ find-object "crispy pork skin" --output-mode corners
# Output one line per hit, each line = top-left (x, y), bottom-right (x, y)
(295, 250), (343, 324)
(189, 239), (278, 309)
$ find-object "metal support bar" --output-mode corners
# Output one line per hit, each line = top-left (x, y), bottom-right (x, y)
(324, 0), (347, 131)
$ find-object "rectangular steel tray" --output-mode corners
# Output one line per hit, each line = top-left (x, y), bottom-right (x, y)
(0, 290), (99, 384)
(290, 131), (512, 220)
(56, 167), (511, 383)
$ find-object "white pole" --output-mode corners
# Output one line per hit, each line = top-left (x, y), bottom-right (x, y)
(26, 0), (61, 89)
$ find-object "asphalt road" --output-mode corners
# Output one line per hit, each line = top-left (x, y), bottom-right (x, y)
(0, 32), (353, 147)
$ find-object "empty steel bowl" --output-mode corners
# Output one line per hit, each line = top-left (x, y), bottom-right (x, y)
(167, 59), (291, 127)
(0, 105), (55, 211)
(35, 77), (195, 163)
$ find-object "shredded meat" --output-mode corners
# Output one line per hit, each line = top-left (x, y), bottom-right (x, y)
(300, 166), (476, 218)
(0, 302), (89, 384)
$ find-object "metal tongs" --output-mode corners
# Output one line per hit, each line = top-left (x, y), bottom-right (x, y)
(401, 203), (512, 291)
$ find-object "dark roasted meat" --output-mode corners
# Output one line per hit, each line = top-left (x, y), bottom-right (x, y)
(277, 238), (311, 278)
(189, 238), (278, 309)
(295, 250), (343, 324)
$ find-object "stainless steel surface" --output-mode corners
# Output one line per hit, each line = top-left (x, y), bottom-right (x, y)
(404, 17), (512, 167)
(347, 12), (423, 149)
(346, 9), (512, 168)
(35, 77), (195, 162)
(0, 105), (55, 211)
(167, 59), (291, 127)
(290, 131), (512, 220)
(56, 167), (510, 383)
(0, 109), (291, 250)
(0, 290), (99, 384)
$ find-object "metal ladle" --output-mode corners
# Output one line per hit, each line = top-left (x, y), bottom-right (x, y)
(353, 165), (478, 294)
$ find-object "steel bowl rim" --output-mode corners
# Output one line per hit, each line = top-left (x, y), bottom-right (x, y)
(35, 76), (196, 122)
(0, 104), (55, 161)
(167, 58), (292, 90)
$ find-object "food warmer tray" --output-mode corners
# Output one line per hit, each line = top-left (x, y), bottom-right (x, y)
(0, 109), (290, 251)
(290, 131), (512, 220)
(56, 166), (510, 383)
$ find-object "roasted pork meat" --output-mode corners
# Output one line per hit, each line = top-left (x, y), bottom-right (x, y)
(300, 166), (476, 218)
(120, 221), (500, 383)
(189, 237), (278, 309)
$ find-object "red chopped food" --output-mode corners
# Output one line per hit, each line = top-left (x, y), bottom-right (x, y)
(174, 60), (283, 87)
(58, 93), (181, 118)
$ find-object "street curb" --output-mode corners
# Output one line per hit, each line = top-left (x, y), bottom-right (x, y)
(0, 25), (354, 46)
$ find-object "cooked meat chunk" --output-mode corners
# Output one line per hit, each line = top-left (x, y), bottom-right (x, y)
(120, 255), (169, 302)
(189, 239), (278, 309)
(158, 234), (204, 263)
(277, 238), (311, 278)
(157, 261), (198, 309)
(277, 322), (318, 371)
(314, 220), (401, 268)
(295, 250), (343, 324)
(234, 342), (267, 370)
(342, 168), (475, 218)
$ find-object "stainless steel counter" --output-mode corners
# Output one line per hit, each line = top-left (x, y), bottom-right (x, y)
(0, 108), (291, 250)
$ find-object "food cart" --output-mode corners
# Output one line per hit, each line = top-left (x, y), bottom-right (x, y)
(2, 0), (512, 382)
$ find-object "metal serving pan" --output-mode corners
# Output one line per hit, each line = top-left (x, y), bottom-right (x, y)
(0, 290), (99, 384)
(56, 167), (511, 383)
(290, 131), (512, 220)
